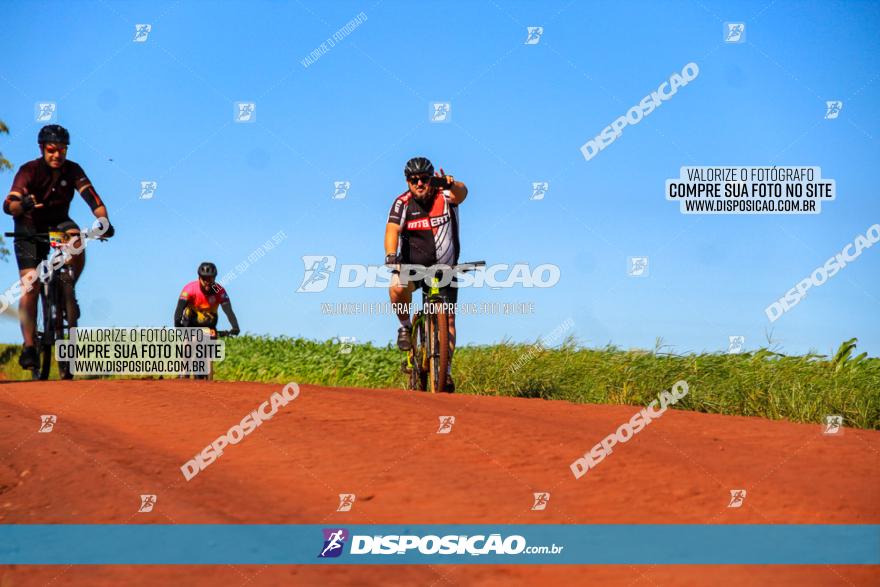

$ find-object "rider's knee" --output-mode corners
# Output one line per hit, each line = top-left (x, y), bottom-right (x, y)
(389, 275), (414, 299)
(66, 233), (86, 263)
(19, 271), (39, 295)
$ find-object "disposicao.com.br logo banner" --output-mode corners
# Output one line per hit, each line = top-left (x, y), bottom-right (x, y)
(317, 528), (561, 559)
(1, 525), (876, 565)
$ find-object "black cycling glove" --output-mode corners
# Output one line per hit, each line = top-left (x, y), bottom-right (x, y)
(19, 195), (37, 212)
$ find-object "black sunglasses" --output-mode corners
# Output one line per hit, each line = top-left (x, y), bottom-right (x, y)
(407, 175), (431, 185)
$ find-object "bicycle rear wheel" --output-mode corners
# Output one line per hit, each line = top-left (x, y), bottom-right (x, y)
(428, 308), (448, 394)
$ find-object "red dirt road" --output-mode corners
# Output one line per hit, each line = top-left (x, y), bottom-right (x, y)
(1, 379), (878, 586)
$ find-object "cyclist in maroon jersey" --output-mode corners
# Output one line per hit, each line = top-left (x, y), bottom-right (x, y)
(385, 157), (468, 392)
(3, 125), (115, 370)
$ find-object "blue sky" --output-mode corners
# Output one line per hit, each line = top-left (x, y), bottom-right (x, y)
(1, 0), (878, 356)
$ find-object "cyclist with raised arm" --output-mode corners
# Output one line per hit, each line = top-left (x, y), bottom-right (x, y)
(3, 125), (115, 370)
(174, 262), (241, 335)
(385, 156), (468, 392)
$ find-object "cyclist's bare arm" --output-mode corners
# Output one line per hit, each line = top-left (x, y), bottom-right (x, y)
(4, 164), (41, 215)
(220, 301), (240, 334)
(446, 178), (467, 204)
(4, 191), (42, 215)
(78, 183), (110, 224)
(385, 222), (401, 258)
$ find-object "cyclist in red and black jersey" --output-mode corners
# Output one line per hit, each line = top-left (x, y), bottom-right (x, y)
(3, 125), (115, 369)
(385, 156), (468, 391)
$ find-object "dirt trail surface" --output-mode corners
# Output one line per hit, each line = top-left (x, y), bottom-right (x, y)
(0, 379), (878, 586)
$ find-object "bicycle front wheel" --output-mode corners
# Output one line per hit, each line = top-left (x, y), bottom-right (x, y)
(57, 274), (75, 380)
(428, 309), (448, 394)
(35, 287), (52, 381)
(407, 314), (428, 391)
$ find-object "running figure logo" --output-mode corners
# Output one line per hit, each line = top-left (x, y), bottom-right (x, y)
(333, 181), (351, 200)
(628, 256), (649, 277)
(335, 336), (356, 354)
(235, 102), (256, 123)
(430, 102), (451, 123)
(724, 23), (745, 43)
(525, 27), (544, 45)
(825, 101), (843, 120)
(727, 336), (745, 354)
(531, 492), (550, 511)
(337, 494), (356, 512)
(138, 494), (157, 513)
(134, 24), (152, 42)
(35, 102), (56, 123)
(297, 255), (337, 293)
(318, 528), (349, 558)
(38, 415), (57, 433)
(530, 182), (549, 201)
(437, 416), (456, 434)
(823, 414), (843, 435)
(728, 489), (747, 508)
(140, 181), (158, 200)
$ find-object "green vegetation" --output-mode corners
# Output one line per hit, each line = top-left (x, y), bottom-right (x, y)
(0, 119), (12, 260)
(1, 337), (877, 429)
(0, 120), (12, 172)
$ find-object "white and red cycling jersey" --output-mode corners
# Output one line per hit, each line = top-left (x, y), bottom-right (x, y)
(387, 189), (459, 266)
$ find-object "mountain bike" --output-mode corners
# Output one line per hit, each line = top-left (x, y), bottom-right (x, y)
(403, 261), (484, 393)
(4, 229), (106, 380)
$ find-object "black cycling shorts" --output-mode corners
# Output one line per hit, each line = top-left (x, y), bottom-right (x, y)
(13, 217), (80, 271)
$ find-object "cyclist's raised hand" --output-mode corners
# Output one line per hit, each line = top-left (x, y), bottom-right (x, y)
(430, 168), (454, 189)
(437, 167), (467, 204)
(18, 194), (41, 213)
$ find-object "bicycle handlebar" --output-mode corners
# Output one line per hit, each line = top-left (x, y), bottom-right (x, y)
(4, 231), (108, 242)
(456, 260), (486, 273)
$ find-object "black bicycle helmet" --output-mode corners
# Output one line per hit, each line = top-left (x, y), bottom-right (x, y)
(404, 156), (434, 178)
(197, 262), (218, 278)
(38, 124), (70, 145)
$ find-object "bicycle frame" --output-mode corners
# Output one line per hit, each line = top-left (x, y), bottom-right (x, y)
(406, 278), (444, 392)
(404, 261), (485, 393)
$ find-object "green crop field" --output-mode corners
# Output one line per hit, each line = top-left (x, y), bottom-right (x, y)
(1, 337), (877, 429)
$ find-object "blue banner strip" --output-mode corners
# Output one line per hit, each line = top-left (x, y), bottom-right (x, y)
(1, 525), (877, 565)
